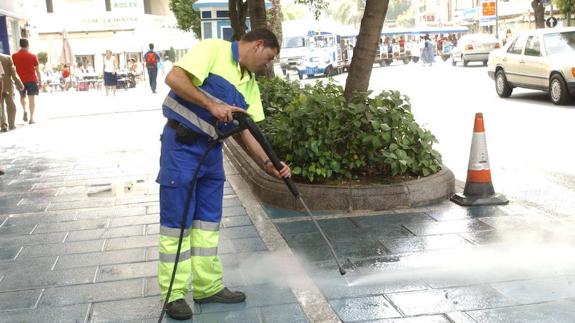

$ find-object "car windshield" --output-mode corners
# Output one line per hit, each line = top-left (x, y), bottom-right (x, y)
(282, 37), (305, 49)
(543, 31), (575, 55)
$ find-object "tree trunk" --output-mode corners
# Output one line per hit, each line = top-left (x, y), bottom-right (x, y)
(247, 0), (274, 77)
(229, 0), (248, 41)
(248, 0), (267, 30)
(344, 0), (389, 101)
(531, 0), (545, 29)
(270, 0), (283, 44)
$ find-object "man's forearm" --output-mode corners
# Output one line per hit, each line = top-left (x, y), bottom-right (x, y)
(240, 129), (269, 167)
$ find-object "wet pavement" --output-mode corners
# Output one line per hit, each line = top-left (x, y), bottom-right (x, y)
(1, 85), (575, 322)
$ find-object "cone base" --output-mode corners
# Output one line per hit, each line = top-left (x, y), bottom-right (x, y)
(450, 192), (509, 207)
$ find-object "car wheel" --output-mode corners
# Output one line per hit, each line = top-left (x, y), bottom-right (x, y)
(549, 74), (571, 105)
(495, 69), (513, 98)
(298, 72), (304, 80)
(463, 56), (468, 67)
(483, 60), (488, 66)
(412, 57), (420, 63)
(451, 56), (456, 66)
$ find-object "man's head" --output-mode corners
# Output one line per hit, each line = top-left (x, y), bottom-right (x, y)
(20, 38), (29, 49)
(239, 29), (280, 73)
(149, 43), (154, 50)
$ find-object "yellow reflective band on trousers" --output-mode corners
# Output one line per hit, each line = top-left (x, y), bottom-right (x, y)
(158, 225), (223, 302)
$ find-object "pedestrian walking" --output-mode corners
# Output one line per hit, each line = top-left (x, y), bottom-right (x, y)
(144, 43), (160, 93)
(0, 53), (24, 131)
(103, 50), (118, 96)
(162, 55), (173, 78)
(157, 29), (291, 320)
(12, 38), (41, 124)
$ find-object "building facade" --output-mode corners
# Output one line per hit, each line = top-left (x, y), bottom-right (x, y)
(0, 0), (32, 54)
(17, 0), (196, 72)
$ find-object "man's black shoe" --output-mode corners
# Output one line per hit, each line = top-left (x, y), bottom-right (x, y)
(166, 299), (193, 320)
(194, 287), (246, 304)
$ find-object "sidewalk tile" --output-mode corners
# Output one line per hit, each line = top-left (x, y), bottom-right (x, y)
(491, 275), (575, 304)
(223, 206), (248, 217)
(403, 219), (493, 236)
(97, 261), (157, 282)
(199, 283), (297, 314)
(221, 215), (252, 228)
(65, 225), (144, 242)
(259, 303), (309, 323)
(194, 308), (260, 323)
(386, 285), (515, 316)
(381, 234), (473, 254)
(89, 296), (163, 322)
(220, 226), (259, 240)
(34, 218), (109, 233)
(77, 206), (147, 219)
(372, 315), (450, 322)
(223, 198), (242, 208)
(0, 303), (89, 322)
(19, 239), (105, 258)
(109, 214), (159, 227)
(0, 289), (41, 311)
(0, 247), (21, 261)
(0, 266), (97, 292)
(105, 234), (158, 251)
(55, 248), (146, 269)
(329, 295), (401, 321)
(0, 232), (67, 247)
(467, 299), (575, 323)
(39, 279), (143, 306)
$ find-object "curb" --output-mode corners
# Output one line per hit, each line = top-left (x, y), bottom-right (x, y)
(224, 138), (455, 211)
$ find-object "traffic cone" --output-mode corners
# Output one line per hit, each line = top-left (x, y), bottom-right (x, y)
(451, 113), (508, 206)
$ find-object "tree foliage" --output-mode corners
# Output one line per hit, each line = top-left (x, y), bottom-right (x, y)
(169, 0), (202, 39)
(553, 0), (575, 25)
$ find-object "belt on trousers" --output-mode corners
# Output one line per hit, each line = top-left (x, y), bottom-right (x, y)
(167, 119), (200, 145)
(166, 119), (180, 129)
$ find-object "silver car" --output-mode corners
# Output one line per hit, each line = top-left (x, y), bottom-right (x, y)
(487, 27), (575, 105)
(451, 33), (501, 67)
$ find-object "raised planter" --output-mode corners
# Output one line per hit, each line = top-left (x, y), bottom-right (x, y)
(224, 138), (455, 211)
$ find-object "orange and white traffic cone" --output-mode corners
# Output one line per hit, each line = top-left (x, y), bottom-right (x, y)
(451, 113), (508, 206)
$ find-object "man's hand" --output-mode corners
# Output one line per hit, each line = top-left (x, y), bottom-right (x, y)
(207, 102), (246, 123)
(264, 160), (291, 179)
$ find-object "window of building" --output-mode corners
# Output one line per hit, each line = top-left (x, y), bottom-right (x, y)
(46, 0), (54, 13)
(216, 11), (229, 18)
(203, 22), (212, 39)
(202, 11), (212, 19)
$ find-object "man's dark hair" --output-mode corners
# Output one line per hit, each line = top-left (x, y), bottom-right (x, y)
(20, 38), (29, 48)
(241, 29), (280, 53)
(149, 43), (154, 50)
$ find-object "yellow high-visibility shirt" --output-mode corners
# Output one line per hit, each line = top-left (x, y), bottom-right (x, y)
(175, 39), (264, 122)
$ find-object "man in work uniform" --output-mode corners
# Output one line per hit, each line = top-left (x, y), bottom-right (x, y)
(158, 29), (291, 320)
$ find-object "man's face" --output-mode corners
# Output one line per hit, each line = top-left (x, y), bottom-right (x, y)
(245, 40), (278, 73)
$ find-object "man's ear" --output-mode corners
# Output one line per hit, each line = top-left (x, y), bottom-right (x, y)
(254, 39), (264, 51)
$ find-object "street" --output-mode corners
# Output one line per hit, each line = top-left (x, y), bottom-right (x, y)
(299, 59), (575, 218)
(1, 62), (575, 322)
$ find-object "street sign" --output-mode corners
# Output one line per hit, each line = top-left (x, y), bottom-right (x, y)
(546, 16), (558, 28)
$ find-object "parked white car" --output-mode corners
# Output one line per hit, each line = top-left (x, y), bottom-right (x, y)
(487, 27), (575, 105)
(451, 33), (501, 66)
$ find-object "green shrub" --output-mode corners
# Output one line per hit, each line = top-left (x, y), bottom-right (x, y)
(257, 77), (442, 183)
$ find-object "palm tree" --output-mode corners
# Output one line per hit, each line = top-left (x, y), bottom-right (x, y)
(344, 0), (389, 101)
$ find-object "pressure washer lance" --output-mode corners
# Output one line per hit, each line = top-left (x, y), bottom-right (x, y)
(226, 112), (347, 276)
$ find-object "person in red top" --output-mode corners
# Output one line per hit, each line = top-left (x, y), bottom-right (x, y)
(12, 38), (41, 124)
